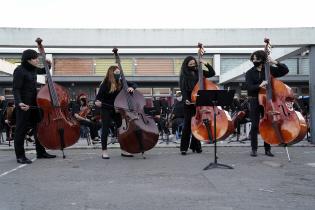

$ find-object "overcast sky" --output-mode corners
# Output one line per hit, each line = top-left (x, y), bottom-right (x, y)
(0, 0), (314, 29)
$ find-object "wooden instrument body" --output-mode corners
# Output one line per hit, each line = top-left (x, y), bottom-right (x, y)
(258, 78), (307, 145)
(115, 90), (159, 153)
(37, 83), (80, 149)
(113, 48), (159, 154)
(191, 78), (233, 142)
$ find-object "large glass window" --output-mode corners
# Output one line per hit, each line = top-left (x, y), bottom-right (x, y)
(300, 58), (309, 75)
(153, 88), (171, 96)
(282, 58), (298, 75)
(137, 88), (152, 96)
(94, 58), (133, 76)
(221, 58), (249, 74)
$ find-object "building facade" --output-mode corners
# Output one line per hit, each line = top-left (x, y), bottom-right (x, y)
(0, 28), (313, 103)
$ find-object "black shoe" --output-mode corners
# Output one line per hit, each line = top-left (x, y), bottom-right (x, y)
(265, 151), (274, 157)
(121, 153), (134, 157)
(37, 152), (56, 159)
(196, 149), (202, 154)
(181, 151), (187, 155)
(250, 150), (257, 157)
(17, 157), (32, 164)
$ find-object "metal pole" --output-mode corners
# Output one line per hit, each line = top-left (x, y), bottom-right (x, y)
(309, 45), (315, 144)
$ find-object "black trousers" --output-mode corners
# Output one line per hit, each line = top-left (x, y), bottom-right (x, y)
(100, 109), (121, 150)
(180, 104), (201, 152)
(171, 118), (184, 134)
(248, 98), (271, 152)
(14, 108), (46, 159)
(157, 117), (170, 135)
(79, 120), (101, 139)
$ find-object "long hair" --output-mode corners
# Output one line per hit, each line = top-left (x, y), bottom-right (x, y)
(179, 56), (198, 92)
(103, 65), (122, 93)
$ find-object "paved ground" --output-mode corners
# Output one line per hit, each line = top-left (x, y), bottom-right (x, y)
(0, 136), (315, 210)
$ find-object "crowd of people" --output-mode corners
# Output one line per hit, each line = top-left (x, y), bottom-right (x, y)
(0, 48), (311, 164)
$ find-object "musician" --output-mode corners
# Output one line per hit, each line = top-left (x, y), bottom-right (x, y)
(153, 97), (171, 138)
(0, 95), (7, 131)
(4, 100), (15, 141)
(179, 55), (215, 155)
(95, 65), (137, 159)
(73, 93), (101, 144)
(245, 50), (289, 157)
(230, 94), (244, 137)
(169, 92), (184, 137)
(12, 49), (56, 164)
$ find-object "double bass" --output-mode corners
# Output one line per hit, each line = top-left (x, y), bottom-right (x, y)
(36, 38), (80, 157)
(113, 48), (159, 156)
(258, 38), (307, 146)
(191, 43), (234, 142)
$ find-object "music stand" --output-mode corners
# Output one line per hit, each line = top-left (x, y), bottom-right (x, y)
(196, 90), (235, 170)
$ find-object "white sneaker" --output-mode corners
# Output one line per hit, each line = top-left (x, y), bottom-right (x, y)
(102, 150), (110, 159)
(121, 150), (134, 157)
(92, 138), (101, 144)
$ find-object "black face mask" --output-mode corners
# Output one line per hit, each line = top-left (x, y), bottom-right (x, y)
(188, 66), (197, 71)
(253, 61), (263, 67)
(80, 98), (87, 105)
(114, 74), (120, 81)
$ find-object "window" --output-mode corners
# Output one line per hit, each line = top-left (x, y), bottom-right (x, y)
(153, 88), (170, 96)
(221, 58), (249, 74)
(282, 59), (298, 75)
(300, 58), (309, 75)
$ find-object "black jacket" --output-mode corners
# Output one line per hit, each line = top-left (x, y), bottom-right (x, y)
(245, 63), (289, 97)
(95, 80), (137, 109)
(12, 62), (46, 106)
(172, 100), (185, 119)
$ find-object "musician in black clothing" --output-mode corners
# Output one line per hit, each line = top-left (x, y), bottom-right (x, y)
(153, 98), (171, 137)
(170, 92), (184, 136)
(245, 50), (289, 157)
(12, 49), (56, 164)
(179, 55), (215, 155)
(95, 65), (137, 159)
(0, 96), (7, 131)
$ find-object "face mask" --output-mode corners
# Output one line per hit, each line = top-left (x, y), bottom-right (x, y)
(188, 66), (197, 71)
(253, 61), (263, 67)
(176, 96), (182, 102)
(114, 73), (120, 81)
(80, 98), (86, 104)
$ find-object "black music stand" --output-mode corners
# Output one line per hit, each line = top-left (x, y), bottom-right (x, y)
(196, 90), (235, 170)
